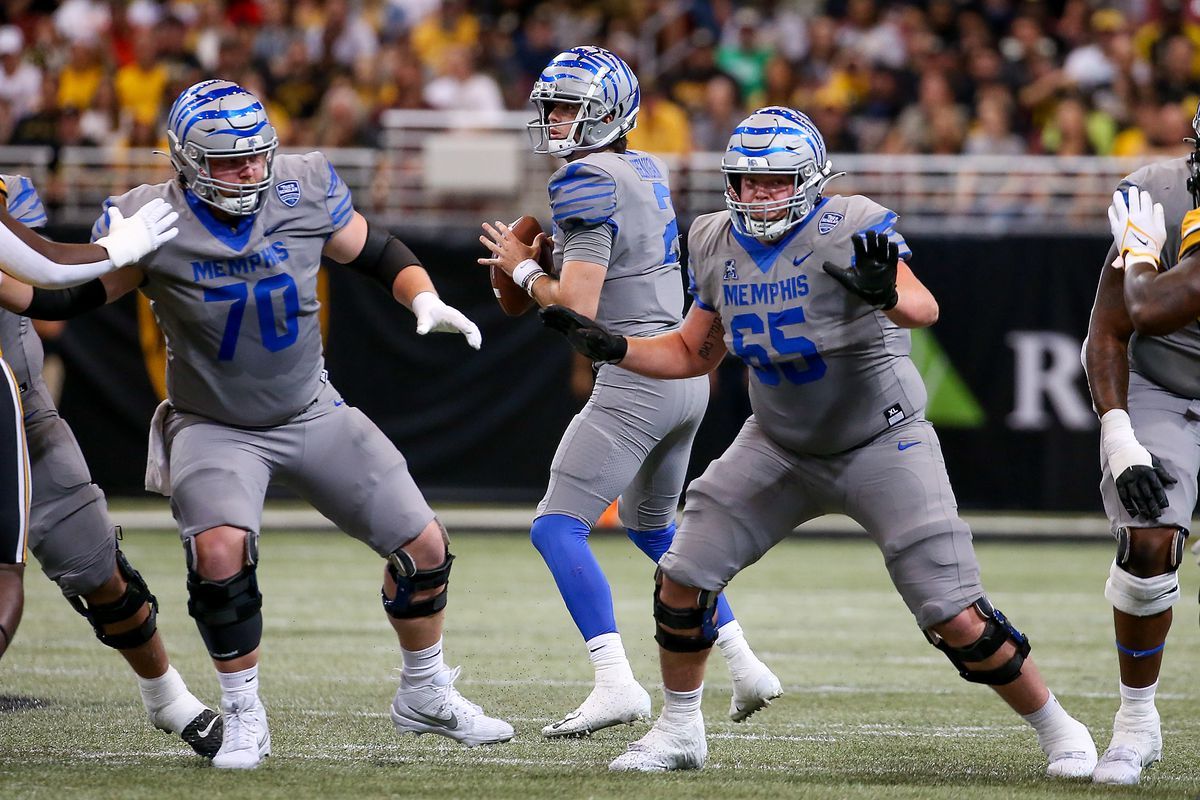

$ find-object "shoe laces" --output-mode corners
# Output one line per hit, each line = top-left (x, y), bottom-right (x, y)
(1099, 744), (1141, 766)
(435, 667), (484, 717)
(223, 700), (261, 750)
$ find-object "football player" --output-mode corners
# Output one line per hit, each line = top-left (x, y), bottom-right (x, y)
(20, 80), (509, 769)
(541, 107), (1097, 775)
(0, 175), (221, 755)
(1082, 121), (1200, 783)
(479, 46), (780, 738)
(0, 175), (178, 665)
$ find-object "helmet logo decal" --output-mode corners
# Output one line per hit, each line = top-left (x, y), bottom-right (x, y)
(276, 180), (301, 207)
(817, 212), (843, 235)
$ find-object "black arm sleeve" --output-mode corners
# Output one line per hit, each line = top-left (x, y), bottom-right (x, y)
(23, 278), (108, 320)
(340, 219), (421, 292)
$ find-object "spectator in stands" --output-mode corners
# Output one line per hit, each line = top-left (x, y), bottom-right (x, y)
(114, 32), (168, 130)
(1040, 92), (1102, 155)
(410, 0), (479, 73)
(627, 80), (692, 156)
(312, 76), (376, 148)
(79, 79), (120, 148)
(884, 70), (967, 154)
(964, 87), (1026, 156)
(716, 8), (773, 103)
(690, 74), (743, 152)
(267, 38), (326, 126)
(422, 44), (504, 116)
(1134, 0), (1200, 81)
(1152, 34), (1200, 104)
(0, 26), (43, 124)
(306, 0), (379, 69)
(56, 37), (104, 113)
(252, 0), (295, 72)
(52, 0), (110, 44)
(156, 15), (203, 88)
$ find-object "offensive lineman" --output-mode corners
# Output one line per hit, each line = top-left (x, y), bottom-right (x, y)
(0, 175), (220, 756)
(478, 46), (779, 737)
(1082, 127), (1200, 783)
(0, 176), (179, 664)
(541, 107), (1097, 775)
(26, 80), (511, 769)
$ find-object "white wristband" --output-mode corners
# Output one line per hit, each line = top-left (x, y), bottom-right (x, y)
(512, 258), (546, 295)
(1099, 408), (1151, 478)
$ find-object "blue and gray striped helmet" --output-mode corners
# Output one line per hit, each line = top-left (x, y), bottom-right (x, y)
(166, 80), (278, 216)
(722, 107), (841, 240)
(528, 46), (640, 157)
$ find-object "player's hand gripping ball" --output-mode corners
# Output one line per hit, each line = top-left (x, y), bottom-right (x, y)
(481, 215), (553, 316)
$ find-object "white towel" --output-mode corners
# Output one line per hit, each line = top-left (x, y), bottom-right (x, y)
(144, 400), (172, 495)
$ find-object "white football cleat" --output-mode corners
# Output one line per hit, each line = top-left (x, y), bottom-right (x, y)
(1092, 708), (1162, 785)
(729, 659), (782, 722)
(211, 694), (270, 770)
(541, 678), (651, 738)
(1040, 715), (1097, 779)
(608, 713), (707, 772)
(391, 666), (514, 747)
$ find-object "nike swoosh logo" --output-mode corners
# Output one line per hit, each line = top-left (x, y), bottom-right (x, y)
(410, 708), (458, 729)
(897, 441), (920, 451)
(263, 222), (285, 236)
(1132, 233), (1149, 246)
(197, 716), (220, 738)
(793, 252), (812, 267)
(333, 399), (345, 406)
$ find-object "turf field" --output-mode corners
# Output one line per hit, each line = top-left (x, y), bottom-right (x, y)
(2, 528), (1198, 799)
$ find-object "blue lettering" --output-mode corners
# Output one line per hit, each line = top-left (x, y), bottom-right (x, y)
(795, 274), (809, 297)
(272, 241), (289, 263)
(768, 283), (780, 304)
(736, 285), (748, 305)
(723, 285), (741, 306)
(191, 261), (216, 281)
(750, 284), (769, 304)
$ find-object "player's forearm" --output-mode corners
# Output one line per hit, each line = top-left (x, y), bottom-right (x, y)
(622, 332), (715, 378)
(531, 260), (604, 319)
(1, 210), (108, 265)
(391, 265), (437, 308)
(1085, 332), (1131, 415)
(1122, 261), (1200, 335)
(883, 289), (939, 328)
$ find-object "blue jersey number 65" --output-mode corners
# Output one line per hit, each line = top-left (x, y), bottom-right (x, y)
(729, 307), (826, 385)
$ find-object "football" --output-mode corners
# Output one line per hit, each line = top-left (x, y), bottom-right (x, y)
(491, 215), (552, 317)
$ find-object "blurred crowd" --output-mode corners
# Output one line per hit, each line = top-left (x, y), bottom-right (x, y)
(1, 0), (1199, 160)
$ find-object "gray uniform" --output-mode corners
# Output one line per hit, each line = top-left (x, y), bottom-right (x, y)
(538, 150), (708, 529)
(1, 175), (109, 591)
(93, 154), (433, 550)
(1100, 159), (1200, 533)
(659, 197), (982, 629)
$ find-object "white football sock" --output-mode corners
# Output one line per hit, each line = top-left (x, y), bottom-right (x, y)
(401, 638), (445, 686)
(716, 620), (755, 672)
(662, 684), (704, 724)
(587, 632), (635, 684)
(1022, 692), (1075, 737)
(217, 665), (259, 704)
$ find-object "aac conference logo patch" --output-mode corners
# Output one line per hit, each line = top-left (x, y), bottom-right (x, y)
(817, 211), (843, 235)
(276, 180), (301, 207)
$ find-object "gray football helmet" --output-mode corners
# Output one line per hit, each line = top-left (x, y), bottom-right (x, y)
(722, 106), (842, 240)
(166, 79), (278, 216)
(527, 46), (640, 157)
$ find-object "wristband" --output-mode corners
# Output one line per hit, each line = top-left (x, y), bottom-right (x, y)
(512, 258), (547, 295)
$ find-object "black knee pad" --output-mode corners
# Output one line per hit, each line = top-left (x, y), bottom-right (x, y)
(652, 568), (719, 653)
(68, 546), (159, 651)
(1115, 526), (1188, 576)
(382, 547), (454, 619)
(185, 535), (263, 661)
(927, 598), (1031, 686)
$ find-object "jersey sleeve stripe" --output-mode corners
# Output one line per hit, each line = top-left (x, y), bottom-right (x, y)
(326, 160), (342, 198)
(552, 190), (616, 210)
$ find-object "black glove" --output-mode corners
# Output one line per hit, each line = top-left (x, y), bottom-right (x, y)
(1115, 453), (1177, 520)
(822, 230), (899, 310)
(540, 305), (628, 363)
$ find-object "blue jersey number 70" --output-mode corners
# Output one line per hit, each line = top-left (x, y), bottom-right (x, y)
(203, 273), (300, 361)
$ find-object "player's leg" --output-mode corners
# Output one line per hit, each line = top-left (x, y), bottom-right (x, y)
(845, 419), (1095, 778)
(0, 358), (28, 660)
(619, 376), (780, 722)
(612, 419), (816, 772)
(167, 413), (272, 769)
(1090, 378), (1196, 784)
(532, 369), (692, 737)
(284, 395), (511, 747)
(24, 390), (219, 755)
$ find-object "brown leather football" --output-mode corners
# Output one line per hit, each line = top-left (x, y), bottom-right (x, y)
(490, 215), (552, 317)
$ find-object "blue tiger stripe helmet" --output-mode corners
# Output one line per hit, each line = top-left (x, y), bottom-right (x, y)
(528, 46), (640, 157)
(722, 106), (842, 240)
(166, 80), (278, 215)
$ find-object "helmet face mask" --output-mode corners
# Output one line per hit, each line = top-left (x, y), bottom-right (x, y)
(528, 46), (639, 157)
(722, 106), (841, 241)
(167, 80), (279, 216)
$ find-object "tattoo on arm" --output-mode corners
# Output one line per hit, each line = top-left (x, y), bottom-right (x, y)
(697, 317), (723, 361)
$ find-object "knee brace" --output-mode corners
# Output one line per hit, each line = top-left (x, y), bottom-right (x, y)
(652, 568), (719, 653)
(381, 547), (454, 619)
(927, 598), (1031, 686)
(68, 547), (159, 650)
(1105, 526), (1187, 617)
(185, 534), (262, 661)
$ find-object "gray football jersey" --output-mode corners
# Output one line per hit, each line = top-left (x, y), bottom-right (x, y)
(0, 173), (48, 387)
(688, 195), (924, 455)
(1119, 158), (1200, 398)
(547, 150), (683, 335)
(92, 153), (354, 426)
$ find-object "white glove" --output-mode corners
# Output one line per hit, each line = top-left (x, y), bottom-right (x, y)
(411, 291), (482, 349)
(1108, 188), (1165, 270)
(95, 198), (180, 268)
